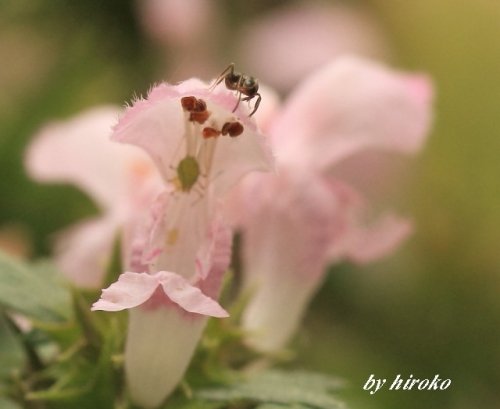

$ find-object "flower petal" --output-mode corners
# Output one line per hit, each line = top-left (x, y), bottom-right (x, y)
(112, 80), (273, 195)
(242, 262), (320, 353)
(193, 213), (232, 299)
(55, 215), (119, 288)
(344, 213), (413, 264)
(238, 3), (389, 92)
(249, 84), (282, 134)
(138, 0), (215, 46)
(272, 56), (433, 171)
(125, 306), (206, 408)
(91, 272), (159, 311)
(140, 191), (212, 277)
(92, 271), (228, 317)
(25, 106), (153, 210)
(158, 272), (228, 317)
(239, 170), (342, 351)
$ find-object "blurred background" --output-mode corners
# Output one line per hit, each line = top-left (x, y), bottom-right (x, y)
(0, 1), (499, 408)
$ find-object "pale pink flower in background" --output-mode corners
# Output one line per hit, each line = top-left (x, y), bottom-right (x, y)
(232, 57), (434, 352)
(25, 106), (161, 288)
(93, 79), (273, 407)
(136, 0), (222, 81)
(238, 2), (390, 92)
(137, 0), (215, 47)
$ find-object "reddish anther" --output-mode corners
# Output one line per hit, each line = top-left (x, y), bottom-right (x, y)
(181, 96), (207, 112)
(202, 127), (221, 139)
(190, 110), (210, 124)
(181, 96), (197, 111)
(181, 96), (210, 123)
(221, 121), (244, 137)
(192, 99), (207, 112)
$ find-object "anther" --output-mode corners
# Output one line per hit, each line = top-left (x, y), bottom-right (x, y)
(202, 127), (221, 139)
(192, 99), (207, 112)
(181, 96), (210, 123)
(189, 110), (210, 124)
(181, 96), (197, 111)
(221, 121), (244, 137)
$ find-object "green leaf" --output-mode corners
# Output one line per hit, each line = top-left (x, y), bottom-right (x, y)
(0, 252), (70, 322)
(197, 370), (346, 409)
(0, 397), (22, 409)
(71, 289), (102, 350)
(102, 235), (123, 288)
(257, 404), (310, 409)
(0, 314), (25, 379)
(26, 317), (124, 409)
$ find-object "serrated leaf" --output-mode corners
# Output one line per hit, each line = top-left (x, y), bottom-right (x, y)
(0, 253), (70, 322)
(197, 370), (346, 409)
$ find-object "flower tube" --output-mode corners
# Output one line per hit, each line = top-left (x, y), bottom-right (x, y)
(93, 214), (231, 408)
(232, 56), (434, 352)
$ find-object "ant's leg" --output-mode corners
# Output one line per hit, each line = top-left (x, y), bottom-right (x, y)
(209, 63), (234, 91)
(232, 92), (243, 113)
(241, 95), (253, 113)
(232, 76), (245, 112)
(249, 93), (262, 116)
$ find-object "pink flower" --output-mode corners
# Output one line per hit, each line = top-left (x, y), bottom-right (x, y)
(93, 79), (273, 407)
(237, 2), (390, 92)
(232, 57), (434, 352)
(93, 215), (231, 408)
(113, 79), (271, 195)
(25, 106), (161, 288)
(137, 0), (216, 47)
(110, 78), (272, 277)
(135, 0), (222, 84)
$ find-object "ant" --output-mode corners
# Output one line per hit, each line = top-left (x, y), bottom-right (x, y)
(210, 63), (262, 116)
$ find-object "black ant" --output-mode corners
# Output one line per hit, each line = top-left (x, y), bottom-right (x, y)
(210, 63), (262, 116)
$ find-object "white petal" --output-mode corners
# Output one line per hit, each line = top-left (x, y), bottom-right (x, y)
(125, 307), (207, 408)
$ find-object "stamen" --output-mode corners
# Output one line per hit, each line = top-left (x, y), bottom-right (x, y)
(192, 99), (207, 112)
(221, 121), (244, 137)
(189, 111), (210, 124)
(181, 96), (197, 111)
(181, 96), (210, 124)
(174, 96), (242, 197)
(202, 127), (221, 139)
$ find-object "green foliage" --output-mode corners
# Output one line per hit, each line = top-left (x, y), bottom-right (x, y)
(25, 319), (124, 409)
(0, 397), (22, 409)
(0, 252), (70, 323)
(0, 250), (128, 408)
(197, 370), (346, 409)
(0, 315), (26, 380)
(0, 248), (346, 409)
